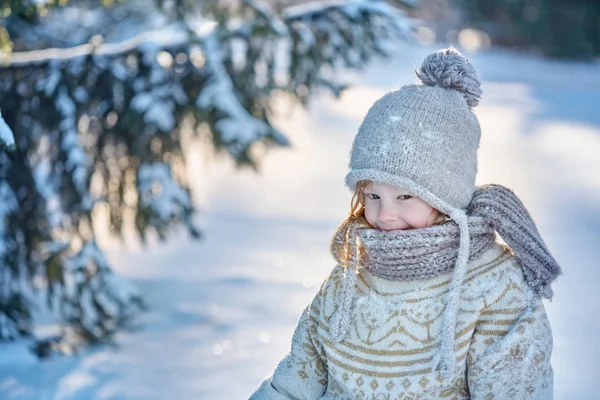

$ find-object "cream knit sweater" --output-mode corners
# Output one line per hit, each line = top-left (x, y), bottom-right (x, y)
(250, 243), (553, 399)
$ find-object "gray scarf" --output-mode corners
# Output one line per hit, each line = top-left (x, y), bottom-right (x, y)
(358, 218), (496, 281)
(329, 184), (561, 378)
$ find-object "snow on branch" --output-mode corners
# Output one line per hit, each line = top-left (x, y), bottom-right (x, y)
(196, 32), (289, 155)
(66, 239), (109, 273)
(0, 179), (21, 340)
(56, 88), (92, 210)
(0, 109), (15, 148)
(137, 162), (191, 222)
(131, 85), (187, 133)
(0, 180), (18, 244)
(284, 0), (413, 24)
(275, 0), (415, 101)
(282, 0), (416, 54)
(258, 0), (416, 99)
(60, 239), (143, 341)
(242, 0), (288, 36)
(1, 20), (289, 157)
(0, 25), (190, 67)
(0, 178), (18, 262)
(0, 313), (19, 340)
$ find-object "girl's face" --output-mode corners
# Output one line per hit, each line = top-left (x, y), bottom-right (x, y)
(363, 182), (439, 231)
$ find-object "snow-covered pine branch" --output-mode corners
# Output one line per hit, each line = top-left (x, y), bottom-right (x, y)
(60, 239), (144, 344)
(137, 162), (199, 240)
(230, 0), (416, 107)
(196, 31), (289, 157)
(0, 25), (190, 66)
(0, 0), (417, 349)
(0, 20), (289, 158)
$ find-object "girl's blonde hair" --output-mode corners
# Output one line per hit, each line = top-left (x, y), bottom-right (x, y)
(330, 181), (448, 268)
(330, 181), (371, 268)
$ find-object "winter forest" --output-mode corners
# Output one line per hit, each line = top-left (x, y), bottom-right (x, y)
(1, 0), (599, 399)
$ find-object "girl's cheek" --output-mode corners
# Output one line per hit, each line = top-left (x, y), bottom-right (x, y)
(365, 204), (377, 225)
(410, 204), (429, 227)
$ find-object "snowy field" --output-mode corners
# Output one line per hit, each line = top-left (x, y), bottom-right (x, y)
(1, 43), (600, 399)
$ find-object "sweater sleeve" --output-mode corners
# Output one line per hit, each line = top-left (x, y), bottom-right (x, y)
(249, 281), (328, 400)
(466, 261), (554, 400)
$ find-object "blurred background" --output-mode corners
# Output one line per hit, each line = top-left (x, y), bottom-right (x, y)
(0, 0), (599, 399)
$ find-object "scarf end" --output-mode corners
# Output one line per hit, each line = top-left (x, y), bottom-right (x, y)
(537, 284), (555, 301)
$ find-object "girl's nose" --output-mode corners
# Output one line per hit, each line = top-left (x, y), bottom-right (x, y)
(378, 205), (397, 222)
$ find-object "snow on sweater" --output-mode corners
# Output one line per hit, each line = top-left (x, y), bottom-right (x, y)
(250, 243), (553, 399)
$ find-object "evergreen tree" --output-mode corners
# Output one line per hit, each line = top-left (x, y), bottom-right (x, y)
(0, 0), (416, 352)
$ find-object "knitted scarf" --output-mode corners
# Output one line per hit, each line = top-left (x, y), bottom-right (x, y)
(358, 219), (496, 281)
(329, 184), (562, 379)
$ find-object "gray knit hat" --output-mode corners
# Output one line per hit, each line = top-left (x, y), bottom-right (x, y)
(346, 47), (482, 214)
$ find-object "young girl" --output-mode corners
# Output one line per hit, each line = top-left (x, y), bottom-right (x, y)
(250, 48), (560, 399)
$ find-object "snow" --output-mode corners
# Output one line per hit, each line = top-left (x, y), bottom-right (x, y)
(2, 1), (407, 159)
(67, 240), (108, 272)
(283, 0), (415, 46)
(57, 238), (143, 341)
(56, 89), (91, 209)
(130, 93), (154, 112)
(1, 43), (600, 399)
(284, 0), (401, 21)
(137, 163), (191, 221)
(0, 109), (15, 148)
(131, 83), (188, 133)
(0, 313), (18, 340)
(0, 180), (18, 254)
(131, 91), (176, 133)
(34, 70), (62, 96)
(4, 23), (188, 67)
(294, 23), (316, 50)
(11, 13), (287, 153)
(245, 0), (288, 36)
(196, 32), (284, 153)
(0, 172), (20, 340)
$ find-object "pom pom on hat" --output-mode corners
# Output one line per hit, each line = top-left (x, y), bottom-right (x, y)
(416, 47), (482, 108)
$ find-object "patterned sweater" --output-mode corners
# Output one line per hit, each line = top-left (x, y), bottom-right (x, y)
(250, 243), (554, 399)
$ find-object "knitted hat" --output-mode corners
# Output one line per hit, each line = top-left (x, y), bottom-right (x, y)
(345, 47), (482, 213)
(343, 47), (483, 380)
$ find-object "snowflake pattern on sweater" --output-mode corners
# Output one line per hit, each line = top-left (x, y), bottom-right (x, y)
(250, 243), (554, 400)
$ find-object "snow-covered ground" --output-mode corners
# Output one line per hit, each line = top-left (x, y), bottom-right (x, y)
(1, 43), (600, 399)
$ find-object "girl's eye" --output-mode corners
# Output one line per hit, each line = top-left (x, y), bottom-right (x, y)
(398, 195), (412, 200)
(366, 193), (380, 200)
